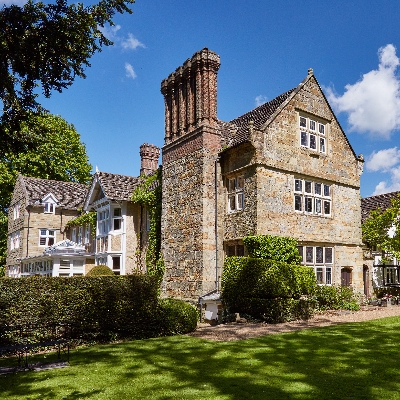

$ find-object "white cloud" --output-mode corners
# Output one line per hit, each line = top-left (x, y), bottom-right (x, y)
(366, 147), (400, 172)
(121, 34), (145, 50)
(255, 95), (268, 107)
(98, 24), (121, 41)
(372, 179), (400, 195)
(326, 44), (400, 139)
(125, 63), (137, 79)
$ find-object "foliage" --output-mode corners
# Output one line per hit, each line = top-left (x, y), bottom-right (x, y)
(156, 298), (198, 335)
(0, 275), (160, 341)
(221, 257), (316, 322)
(313, 285), (360, 311)
(86, 265), (115, 277)
(362, 193), (400, 263)
(131, 169), (164, 282)
(0, 0), (134, 154)
(243, 234), (302, 264)
(0, 113), (92, 271)
(66, 211), (97, 238)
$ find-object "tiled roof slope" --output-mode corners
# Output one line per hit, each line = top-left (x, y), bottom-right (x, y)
(361, 191), (400, 223)
(96, 172), (141, 201)
(220, 88), (296, 148)
(21, 176), (88, 209)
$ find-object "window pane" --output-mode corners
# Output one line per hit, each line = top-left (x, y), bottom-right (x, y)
(226, 246), (235, 257)
(237, 193), (244, 210)
(326, 267), (332, 284)
(324, 200), (331, 215)
(301, 131), (308, 146)
(48, 230), (55, 236)
(236, 245), (245, 256)
(319, 123), (325, 135)
(316, 268), (323, 284)
(300, 117), (307, 128)
(310, 134), (316, 149)
(297, 246), (303, 263)
(114, 208), (121, 217)
(229, 195), (236, 211)
(114, 219), (121, 230)
(305, 181), (312, 193)
(229, 178), (236, 192)
(41, 229), (47, 236)
(112, 257), (120, 270)
(295, 195), (302, 211)
(306, 247), (314, 263)
(48, 238), (54, 246)
(314, 183), (321, 195)
(305, 197), (313, 213)
(320, 137), (326, 153)
(325, 248), (333, 264)
(324, 185), (330, 197)
(316, 247), (323, 263)
(295, 179), (302, 192)
(315, 198), (322, 214)
(40, 237), (46, 245)
(309, 120), (316, 131)
(237, 176), (244, 189)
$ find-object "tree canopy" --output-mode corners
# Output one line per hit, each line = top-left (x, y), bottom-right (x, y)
(0, 0), (134, 154)
(362, 193), (400, 263)
(0, 112), (92, 270)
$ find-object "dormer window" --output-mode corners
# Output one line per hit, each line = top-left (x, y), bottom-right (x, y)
(42, 193), (57, 214)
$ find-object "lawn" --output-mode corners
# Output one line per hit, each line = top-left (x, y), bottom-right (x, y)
(1, 316), (400, 400)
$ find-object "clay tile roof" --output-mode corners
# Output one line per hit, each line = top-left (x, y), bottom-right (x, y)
(96, 172), (141, 201)
(361, 191), (400, 223)
(220, 88), (296, 148)
(21, 176), (88, 209)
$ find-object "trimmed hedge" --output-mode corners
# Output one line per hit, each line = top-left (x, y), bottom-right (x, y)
(243, 235), (302, 264)
(222, 257), (316, 322)
(0, 275), (161, 341)
(156, 298), (198, 335)
(86, 265), (115, 276)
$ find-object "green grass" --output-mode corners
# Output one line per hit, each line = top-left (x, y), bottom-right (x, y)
(1, 317), (400, 399)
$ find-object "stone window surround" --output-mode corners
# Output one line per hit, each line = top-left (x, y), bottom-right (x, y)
(298, 245), (334, 285)
(13, 202), (20, 220)
(225, 241), (245, 257)
(227, 175), (244, 213)
(294, 178), (331, 217)
(299, 113), (327, 154)
(10, 230), (20, 250)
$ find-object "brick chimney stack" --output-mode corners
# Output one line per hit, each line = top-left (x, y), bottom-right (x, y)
(139, 143), (160, 176)
(160, 48), (221, 144)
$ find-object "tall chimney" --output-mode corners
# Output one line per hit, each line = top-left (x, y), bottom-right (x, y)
(161, 48), (220, 144)
(139, 143), (160, 176)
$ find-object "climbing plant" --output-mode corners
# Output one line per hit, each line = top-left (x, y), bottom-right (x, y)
(65, 211), (97, 238)
(131, 168), (164, 282)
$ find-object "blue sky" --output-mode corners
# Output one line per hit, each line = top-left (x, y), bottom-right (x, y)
(3, 0), (400, 197)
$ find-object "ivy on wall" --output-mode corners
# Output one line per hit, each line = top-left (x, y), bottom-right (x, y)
(65, 211), (97, 238)
(131, 168), (164, 282)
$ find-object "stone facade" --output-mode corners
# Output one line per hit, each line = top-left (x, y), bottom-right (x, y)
(161, 49), (365, 300)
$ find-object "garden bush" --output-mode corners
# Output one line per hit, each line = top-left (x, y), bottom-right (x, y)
(155, 298), (198, 335)
(86, 265), (114, 276)
(313, 285), (360, 311)
(222, 257), (316, 322)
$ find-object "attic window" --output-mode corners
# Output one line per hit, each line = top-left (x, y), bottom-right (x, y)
(299, 115), (327, 154)
(44, 202), (55, 213)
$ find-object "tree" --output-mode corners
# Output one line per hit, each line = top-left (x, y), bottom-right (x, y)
(0, 0), (134, 154)
(362, 194), (400, 263)
(0, 112), (92, 268)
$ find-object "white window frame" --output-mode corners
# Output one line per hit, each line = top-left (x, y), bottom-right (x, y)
(112, 207), (123, 231)
(97, 206), (110, 236)
(77, 226), (83, 244)
(71, 228), (77, 243)
(299, 115), (327, 154)
(10, 231), (20, 250)
(13, 202), (20, 220)
(58, 258), (84, 277)
(39, 229), (56, 247)
(294, 178), (331, 217)
(84, 225), (90, 244)
(227, 175), (244, 213)
(298, 245), (333, 285)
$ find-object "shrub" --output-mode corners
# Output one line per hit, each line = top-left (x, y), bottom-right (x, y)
(0, 275), (160, 342)
(156, 298), (198, 335)
(243, 235), (302, 264)
(222, 257), (316, 322)
(314, 285), (360, 311)
(86, 265), (114, 276)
